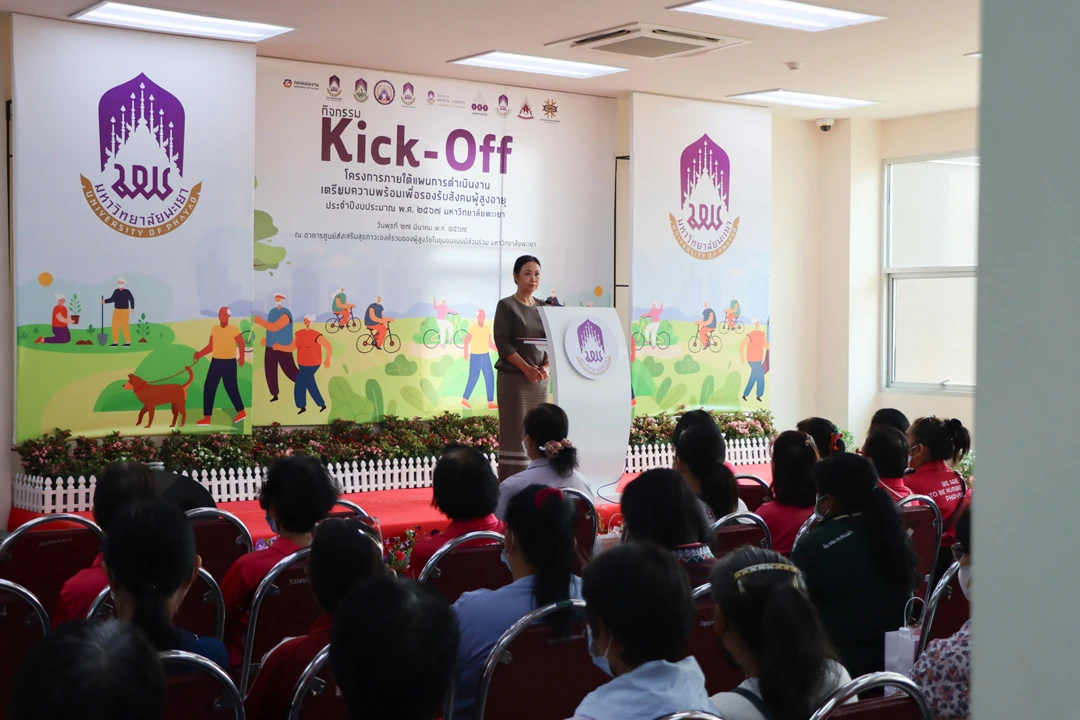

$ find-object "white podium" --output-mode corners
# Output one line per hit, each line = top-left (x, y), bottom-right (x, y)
(530, 307), (632, 497)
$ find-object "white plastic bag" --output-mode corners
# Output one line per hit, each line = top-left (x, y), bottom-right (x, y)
(883, 597), (923, 695)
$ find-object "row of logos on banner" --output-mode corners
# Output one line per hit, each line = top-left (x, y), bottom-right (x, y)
(285, 72), (561, 121)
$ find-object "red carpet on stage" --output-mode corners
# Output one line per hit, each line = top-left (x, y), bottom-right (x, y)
(8, 465), (772, 544)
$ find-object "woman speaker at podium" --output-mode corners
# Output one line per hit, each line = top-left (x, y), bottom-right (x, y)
(493, 255), (549, 481)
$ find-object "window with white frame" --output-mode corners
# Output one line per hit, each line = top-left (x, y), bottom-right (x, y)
(884, 154), (979, 393)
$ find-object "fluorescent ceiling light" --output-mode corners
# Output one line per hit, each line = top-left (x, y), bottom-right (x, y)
(671, 0), (884, 32)
(71, 2), (293, 42)
(931, 157), (980, 167)
(728, 89), (876, 110)
(964, 51), (982, 59)
(451, 51), (625, 79)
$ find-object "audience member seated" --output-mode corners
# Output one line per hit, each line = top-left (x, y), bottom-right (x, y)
(53, 461), (158, 626)
(245, 517), (385, 720)
(708, 547), (851, 719)
(796, 417), (846, 459)
(452, 484), (581, 719)
(755, 431), (818, 554)
(869, 407), (911, 434)
(221, 455), (339, 666)
(906, 416), (971, 542)
(406, 446), (504, 578)
(910, 507), (972, 720)
(104, 500), (229, 669)
(861, 426), (913, 501)
(791, 454), (918, 678)
(570, 543), (714, 720)
(675, 425), (749, 524)
(331, 577), (459, 720)
(10, 619), (165, 720)
(672, 409), (737, 475)
(495, 403), (591, 519)
(621, 468), (715, 586)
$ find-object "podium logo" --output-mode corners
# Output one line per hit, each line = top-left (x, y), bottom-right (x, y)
(669, 134), (739, 259)
(80, 73), (200, 238)
(565, 316), (618, 380)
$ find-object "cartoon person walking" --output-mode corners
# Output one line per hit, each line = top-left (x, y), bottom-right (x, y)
(273, 315), (332, 415)
(695, 301), (717, 349)
(640, 302), (663, 347)
(433, 298), (459, 347)
(35, 294), (72, 344)
(740, 320), (770, 402)
(102, 277), (135, 347)
(253, 292), (298, 402)
(461, 309), (498, 410)
(194, 307), (247, 426)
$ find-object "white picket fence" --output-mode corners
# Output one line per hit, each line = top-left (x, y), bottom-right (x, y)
(13, 438), (770, 514)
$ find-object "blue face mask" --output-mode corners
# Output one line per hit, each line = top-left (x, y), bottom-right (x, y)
(500, 547), (512, 573)
(586, 624), (613, 677)
(265, 512), (279, 535)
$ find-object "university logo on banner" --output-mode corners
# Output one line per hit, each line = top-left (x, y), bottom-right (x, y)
(80, 73), (201, 238)
(564, 316), (618, 379)
(669, 134), (739, 259)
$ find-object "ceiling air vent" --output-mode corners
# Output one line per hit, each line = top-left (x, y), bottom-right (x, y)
(550, 23), (749, 61)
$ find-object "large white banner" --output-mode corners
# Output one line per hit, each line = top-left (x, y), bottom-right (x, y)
(13, 16), (255, 441)
(253, 58), (616, 425)
(630, 94), (772, 414)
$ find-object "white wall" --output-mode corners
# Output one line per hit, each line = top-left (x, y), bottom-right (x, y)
(1, 15), (12, 530)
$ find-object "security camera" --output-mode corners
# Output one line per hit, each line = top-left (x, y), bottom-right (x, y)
(817, 118), (835, 132)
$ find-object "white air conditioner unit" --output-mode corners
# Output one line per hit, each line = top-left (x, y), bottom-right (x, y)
(549, 23), (750, 61)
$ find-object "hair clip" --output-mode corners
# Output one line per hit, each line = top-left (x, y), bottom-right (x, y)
(534, 487), (564, 508)
(733, 563), (805, 594)
(541, 438), (573, 459)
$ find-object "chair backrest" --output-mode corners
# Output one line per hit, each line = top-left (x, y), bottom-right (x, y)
(653, 713), (725, 720)
(562, 488), (599, 573)
(0, 579), (49, 714)
(327, 502), (383, 547)
(686, 585), (744, 695)
(792, 512), (822, 551)
(809, 672), (934, 720)
(288, 644), (347, 720)
(710, 512), (772, 555)
(187, 508), (254, 584)
(87, 583), (114, 621)
(735, 474), (773, 512)
(897, 495), (942, 607)
(474, 599), (607, 720)
(239, 548), (322, 695)
(160, 650), (245, 720)
(418, 531), (511, 604)
(87, 567), (224, 641)
(0, 514), (104, 619)
(917, 560), (969, 657)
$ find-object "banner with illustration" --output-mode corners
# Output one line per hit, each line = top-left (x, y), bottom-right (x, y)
(12, 16), (256, 441)
(252, 58), (615, 426)
(629, 93), (771, 414)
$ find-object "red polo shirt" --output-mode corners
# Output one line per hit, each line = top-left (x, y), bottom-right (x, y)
(755, 501), (815, 555)
(405, 515), (504, 579)
(879, 477), (913, 501)
(244, 615), (332, 720)
(905, 461), (968, 544)
(220, 537), (303, 668)
(53, 553), (108, 627)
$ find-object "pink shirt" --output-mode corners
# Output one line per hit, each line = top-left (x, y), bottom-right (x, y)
(754, 501), (815, 555)
(879, 477), (913, 501)
(642, 306), (662, 323)
(434, 302), (452, 320)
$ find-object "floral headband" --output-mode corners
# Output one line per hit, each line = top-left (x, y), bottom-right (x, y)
(541, 438), (573, 459)
(829, 431), (841, 453)
(733, 562), (806, 594)
(535, 487), (565, 508)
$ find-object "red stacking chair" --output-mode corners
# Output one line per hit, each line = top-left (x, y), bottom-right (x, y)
(710, 512), (772, 556)
(0, 579), (49, 713)
(287, 644), (347, 720)
(917, 560), (970, 658)
(735, 474), (773, 512)
(562, 488), (599, 573)
(469, 599), (607, 720)
(161, 650), (243, 720)
(0, 514), (104, 619)
(418, 531), (511, 605)
(792, 512), (821, 552)
(186, 508), (253, 584)
(686, 585), (743, 695)
(897, 495), (943, 607)
(87, 567), (225, 641)
(239, 548), (322, 695)
(328, 500), (383, 547)
(809, 672), (934, 720)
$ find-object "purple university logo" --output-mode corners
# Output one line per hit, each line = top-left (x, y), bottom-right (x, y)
(80, 73), (200, 238)
(327, 75), (342, 97)
(374, 80), (395, 105)
(496, 94), (510, 117)
(427, 90), (435, 105)
(402, 82), (416, 105)
(353, 78), (368, 103)
(669, 134), (739, 259)
(564, 316), (616, 379)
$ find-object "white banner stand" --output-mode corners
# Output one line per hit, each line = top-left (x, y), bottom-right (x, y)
(529, 307), (632, 498)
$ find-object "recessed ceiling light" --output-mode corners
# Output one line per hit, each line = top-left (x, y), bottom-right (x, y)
(727, 89), (877, 110)
(964, 51), (982, 59)
(70, 2), (293, 42)
(450, 51), (626, 79)
(670, 0), (884, 32)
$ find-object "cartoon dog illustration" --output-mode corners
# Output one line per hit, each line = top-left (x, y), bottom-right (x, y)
(123, 367), (194, 428)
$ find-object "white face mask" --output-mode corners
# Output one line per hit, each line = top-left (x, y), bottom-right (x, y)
(586, 624), (613, 677)
(521, 439), (530, 458)
(958, 565), (972, 601)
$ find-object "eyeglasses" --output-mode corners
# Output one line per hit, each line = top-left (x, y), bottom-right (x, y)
(951, 543), (966, 563)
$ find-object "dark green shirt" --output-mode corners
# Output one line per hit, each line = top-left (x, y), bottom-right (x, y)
(791, 515), (913, 678)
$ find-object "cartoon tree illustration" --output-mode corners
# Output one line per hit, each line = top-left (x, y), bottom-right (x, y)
(254, 177), (287, 274)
